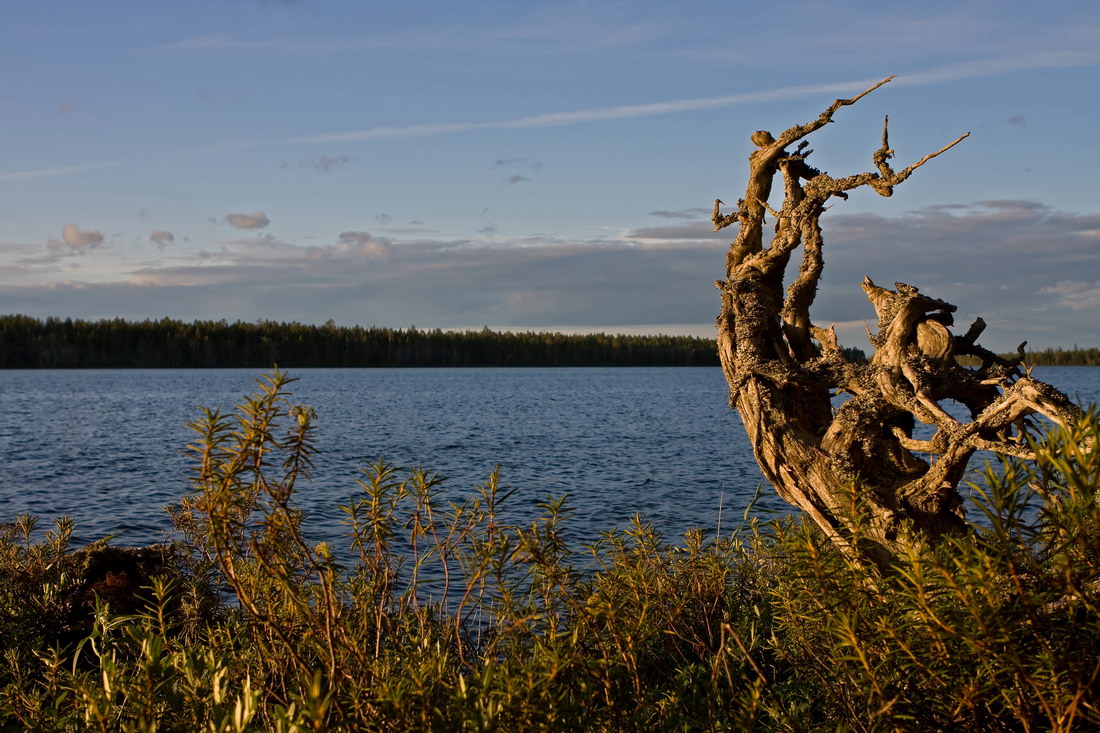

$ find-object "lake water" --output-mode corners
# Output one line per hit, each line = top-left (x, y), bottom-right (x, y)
(2, 367), (1098, 549)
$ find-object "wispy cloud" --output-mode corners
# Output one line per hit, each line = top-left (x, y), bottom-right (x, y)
(648, 208), (711, 220)
(890, 49), (1100, 88)
(47, 223), (105, 255)
(6, 200), (1097, 349)
(225, 212), (271, 230)
(241, 51), (1100, 149)
(309, 154), (355, 172)
(163, 4), (667, 55)
(0, 161), (121, 183)
(63, 223), (104, 248)
(273, 78), (883, 145)
(627, 222), (727, 242)
(490, 157), (541, 171)
(333, 231), (389, 258)
(150, 230), (175, 248)
(163, 34), (278, 51)
(1039, 280), (1100, 311)
(684, 3), (1100, 66)
(491, 157), (540, 185)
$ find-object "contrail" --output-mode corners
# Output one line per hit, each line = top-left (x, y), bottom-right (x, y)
(270, 49), (1100, 146)
(0, 161), (121, 183)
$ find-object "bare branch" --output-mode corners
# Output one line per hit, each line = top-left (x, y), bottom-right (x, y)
(714, 83), (1078, 558)
(712, 198), (739, 232)
(898, 132), (971, 176)
(775, 76), (897, 149)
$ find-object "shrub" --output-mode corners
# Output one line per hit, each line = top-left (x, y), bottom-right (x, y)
(1, 371), (1097, 730)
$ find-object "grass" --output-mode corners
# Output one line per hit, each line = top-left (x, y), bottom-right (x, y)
(1, 369), (1098, 731)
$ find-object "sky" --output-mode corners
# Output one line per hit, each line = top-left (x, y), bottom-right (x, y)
(1, 0), (1098, 352)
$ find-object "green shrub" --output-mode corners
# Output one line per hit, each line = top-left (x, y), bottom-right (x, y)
(1, 371), (1097, 730)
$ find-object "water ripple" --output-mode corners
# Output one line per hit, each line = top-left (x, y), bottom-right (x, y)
(2, 367), (1098, 548)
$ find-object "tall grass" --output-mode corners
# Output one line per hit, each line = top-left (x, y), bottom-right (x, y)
(1, 370), (1097, 730)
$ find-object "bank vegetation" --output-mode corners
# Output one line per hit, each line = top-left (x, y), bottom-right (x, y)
(1, 371), (1097, 730)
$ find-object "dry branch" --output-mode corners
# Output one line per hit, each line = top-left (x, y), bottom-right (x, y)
(714, 77), (1078, 559)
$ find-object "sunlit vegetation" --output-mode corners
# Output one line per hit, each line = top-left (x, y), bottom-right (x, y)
(2, 370), (1098, 730)
(0, 315), (718, 368)
(956, 347), (1100, 367)
(4, 315), (1095, 369)
(1018, 346), (1100, 366)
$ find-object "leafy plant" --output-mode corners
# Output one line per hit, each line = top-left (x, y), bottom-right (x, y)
(1, 371), (1097, 730)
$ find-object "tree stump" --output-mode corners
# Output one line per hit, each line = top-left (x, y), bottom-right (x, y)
(714, 77), (1078, 560)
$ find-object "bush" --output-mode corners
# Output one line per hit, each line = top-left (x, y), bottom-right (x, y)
(1, 371), (1097, 730)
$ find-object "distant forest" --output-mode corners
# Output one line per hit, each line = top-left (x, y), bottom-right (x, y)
(0, 315), (719, 368)
(1, 315), (1096, 368)
(1012, 346), (1100, 366)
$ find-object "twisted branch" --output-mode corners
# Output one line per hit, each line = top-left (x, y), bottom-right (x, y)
(714, 77), (1078, 554)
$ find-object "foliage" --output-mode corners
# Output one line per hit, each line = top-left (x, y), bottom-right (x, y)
(0, 314), (718, 368)
(955, 346), (1100, 367)
(1, 371), (1098, 730)
(3, 315), (1096, 369)
(1014, 347), (1100, 367)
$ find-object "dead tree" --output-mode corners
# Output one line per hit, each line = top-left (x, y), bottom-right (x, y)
(714, 77), (1078, 559)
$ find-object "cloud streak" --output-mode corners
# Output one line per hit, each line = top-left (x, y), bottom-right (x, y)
(237, 51), (1100, 149)
(225, 211), (271, 230)
(0, 161), (122, 183)
(275, 78), (886, 145)
(15, 48), (1100, 187)
(1039, 280), (1100, 311)
(6, 200), (1095, 350)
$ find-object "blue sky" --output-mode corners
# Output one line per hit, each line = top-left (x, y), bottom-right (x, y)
(1, 0), (1098, 351)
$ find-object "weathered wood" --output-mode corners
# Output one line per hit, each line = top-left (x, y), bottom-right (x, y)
(715, 78), (1079, 559)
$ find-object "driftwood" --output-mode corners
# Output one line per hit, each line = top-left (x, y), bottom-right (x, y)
(714, 77), (1078, 559)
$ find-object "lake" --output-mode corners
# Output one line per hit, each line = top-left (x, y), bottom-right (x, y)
(2, 367), (1098, 548)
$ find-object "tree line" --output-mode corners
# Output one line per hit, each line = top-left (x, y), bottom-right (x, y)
(1018, 346), (1100, 366)
(0, 315), (721, 368)
(2, 315), (1092, 369)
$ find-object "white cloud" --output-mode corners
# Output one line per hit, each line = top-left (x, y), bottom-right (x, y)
(279, 77), (886, 146)
(210, 47), (1099, 152)
(1039, 280), (1100, 311)
(225, 212), (270, 230)
(48, 223), (105, 254)
(7, 201), (1099, 351)
(335, 231), (389, 258)
(45, 224), (103, 256)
